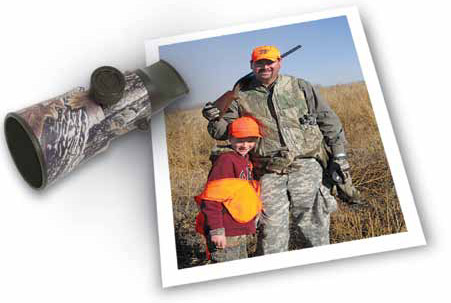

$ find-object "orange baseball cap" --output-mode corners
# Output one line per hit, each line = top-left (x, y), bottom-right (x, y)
(251, 45), (281, 62)
(229, 116), (262, 138)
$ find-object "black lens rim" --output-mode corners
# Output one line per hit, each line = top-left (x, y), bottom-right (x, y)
(4, 113), (47, 189)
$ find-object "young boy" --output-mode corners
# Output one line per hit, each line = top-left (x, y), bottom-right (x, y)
(195, 116), (262, 263)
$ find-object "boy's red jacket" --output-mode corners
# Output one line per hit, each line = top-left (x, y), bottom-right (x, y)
(195, 151), (261, 237)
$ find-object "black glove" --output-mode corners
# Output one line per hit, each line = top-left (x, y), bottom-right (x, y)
(202, 102), (221, 121)
(328, 155), (351, 184)
(328, 155), (366, 207)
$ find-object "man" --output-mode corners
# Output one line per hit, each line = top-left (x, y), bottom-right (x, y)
(202, 45), (350, 254)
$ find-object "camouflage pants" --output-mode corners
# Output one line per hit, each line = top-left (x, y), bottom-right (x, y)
(207, 235), (248, 263)
(258, 158), (337, 255)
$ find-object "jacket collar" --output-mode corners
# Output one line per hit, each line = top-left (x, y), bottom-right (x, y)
(248, 74), (282, 92)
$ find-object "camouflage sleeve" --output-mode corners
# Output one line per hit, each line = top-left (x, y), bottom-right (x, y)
(207, 99), (240, 140)
(299, 79), (347, 156)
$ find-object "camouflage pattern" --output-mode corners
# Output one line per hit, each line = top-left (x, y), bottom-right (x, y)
(258, 158), (337, 254)
(238, 75), (323, 160)
(207, 235), (248, 263)
(13, 71), (151, 187)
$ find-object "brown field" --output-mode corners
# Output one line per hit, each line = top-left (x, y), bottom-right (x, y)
(165, 82), (406, 269)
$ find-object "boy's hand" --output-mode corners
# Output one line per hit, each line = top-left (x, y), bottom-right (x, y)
(211, 235), (227, 249)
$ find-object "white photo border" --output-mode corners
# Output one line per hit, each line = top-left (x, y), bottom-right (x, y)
(146, 6), (426, 288)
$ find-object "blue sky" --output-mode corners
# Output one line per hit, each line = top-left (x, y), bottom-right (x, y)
(159, 16), (363, 111)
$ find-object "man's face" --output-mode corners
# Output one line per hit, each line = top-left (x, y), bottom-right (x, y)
(230, 137), (258, 157)
(251, 59), (281, 85)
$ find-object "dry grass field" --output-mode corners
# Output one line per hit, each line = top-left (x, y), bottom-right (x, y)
(165, 82), (406, 269)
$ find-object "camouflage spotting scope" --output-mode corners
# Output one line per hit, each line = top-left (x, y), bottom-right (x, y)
(4, 60), (188, 189)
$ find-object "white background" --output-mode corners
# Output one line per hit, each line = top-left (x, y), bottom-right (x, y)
(0, 0), (448, 302)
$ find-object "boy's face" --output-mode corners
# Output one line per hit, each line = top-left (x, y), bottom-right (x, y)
(230, 136), (258, 156)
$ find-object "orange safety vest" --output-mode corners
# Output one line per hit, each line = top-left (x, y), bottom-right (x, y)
(195, 178), (261, 223)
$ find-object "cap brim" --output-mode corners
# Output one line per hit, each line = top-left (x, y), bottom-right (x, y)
(252, 57), (280, 62)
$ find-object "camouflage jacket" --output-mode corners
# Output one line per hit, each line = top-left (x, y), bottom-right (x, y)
(207, 75), (346, 171)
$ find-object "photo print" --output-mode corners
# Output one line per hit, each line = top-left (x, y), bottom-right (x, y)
(145, 7), (425, 287)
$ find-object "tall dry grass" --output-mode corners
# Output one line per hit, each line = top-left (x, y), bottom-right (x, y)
(165, 82), (406, 269)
